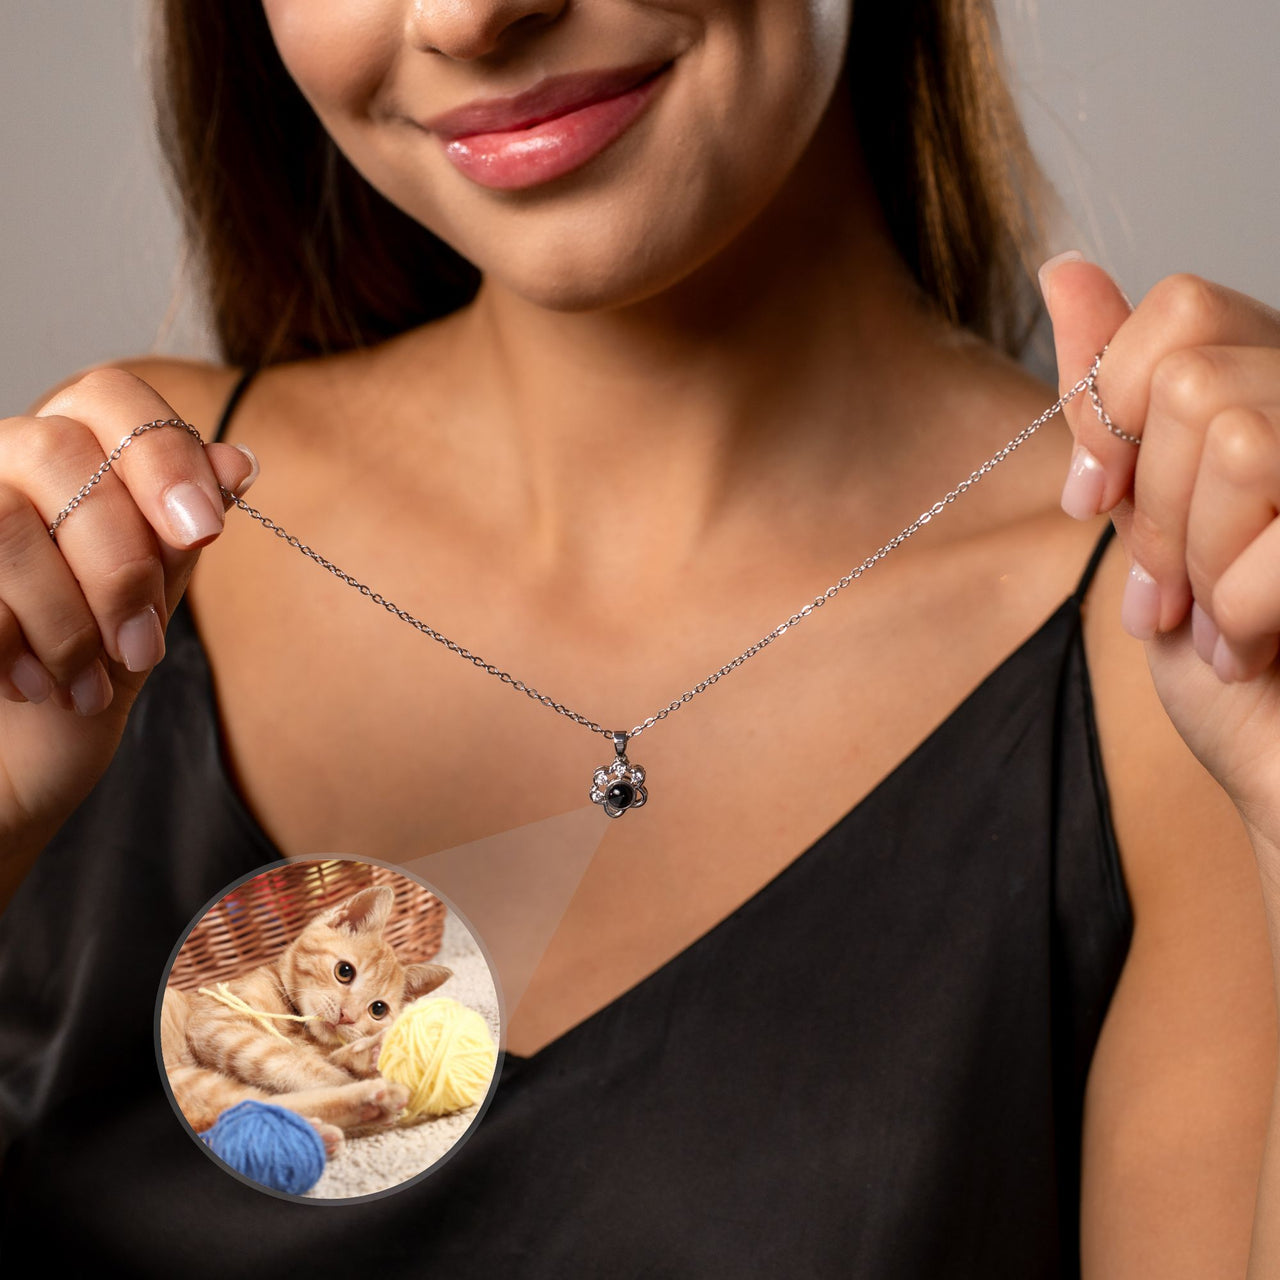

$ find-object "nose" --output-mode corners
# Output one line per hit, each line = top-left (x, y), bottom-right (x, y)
(338, 1010), (355, 1026)
(406, 0), (567, 61)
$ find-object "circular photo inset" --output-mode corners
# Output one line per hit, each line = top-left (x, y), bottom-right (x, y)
(156, 856), (503, 1201)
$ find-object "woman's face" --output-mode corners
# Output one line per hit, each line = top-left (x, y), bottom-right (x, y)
(262, 0), (854, 312)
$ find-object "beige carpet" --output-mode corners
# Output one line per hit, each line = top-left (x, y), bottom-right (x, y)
(306, 909), (502, 1200)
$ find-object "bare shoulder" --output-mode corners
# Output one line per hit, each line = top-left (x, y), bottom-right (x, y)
(1079, 530), (1277, 1272)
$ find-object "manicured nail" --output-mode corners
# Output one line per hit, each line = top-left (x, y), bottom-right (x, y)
(1212, 634), (1248, 684)
(1190, 602), (1219, 665)
(163, 482), (223, 546)
(116, 606), (165, 673)
(10, 653), (54, 703)
(69, 661), (113, 716)
(232, 444), (259, 496)
(1120, 561), (1160, 640)
(1061, 443), (1105, 520)
(1038, 249), (1084, 299)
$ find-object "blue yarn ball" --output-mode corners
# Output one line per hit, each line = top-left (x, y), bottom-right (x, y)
(202, 1100), (327, 1194)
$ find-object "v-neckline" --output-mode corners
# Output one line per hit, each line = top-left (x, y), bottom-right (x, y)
(499, 594), (1083, 1070)
(174, 582), (1086, 1072)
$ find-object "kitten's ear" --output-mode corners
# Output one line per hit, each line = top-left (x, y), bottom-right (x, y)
(404, 962), (452, 1001)
(324, 886), (395, 935)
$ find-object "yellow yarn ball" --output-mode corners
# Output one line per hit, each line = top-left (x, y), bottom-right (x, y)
(378, 997), (497, 1120)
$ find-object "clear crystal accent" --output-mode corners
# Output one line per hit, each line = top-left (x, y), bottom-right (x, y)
(591, 751), (648, 818)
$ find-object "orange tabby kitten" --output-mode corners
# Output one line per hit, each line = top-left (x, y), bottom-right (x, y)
(162, 886), (450, 1153)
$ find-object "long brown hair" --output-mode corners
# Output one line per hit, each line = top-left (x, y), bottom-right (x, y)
(154, 2), (1049, 370)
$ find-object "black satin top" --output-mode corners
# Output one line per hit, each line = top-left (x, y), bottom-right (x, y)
(0, 373), (1131, 1276)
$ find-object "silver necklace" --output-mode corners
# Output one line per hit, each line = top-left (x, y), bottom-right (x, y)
(48, 347), (1127, 818)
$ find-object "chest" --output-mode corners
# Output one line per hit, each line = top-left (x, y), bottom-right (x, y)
(185, 497), (1104, 1054)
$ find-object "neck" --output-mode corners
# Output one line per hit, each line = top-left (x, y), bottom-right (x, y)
(396, 89), (956, 581)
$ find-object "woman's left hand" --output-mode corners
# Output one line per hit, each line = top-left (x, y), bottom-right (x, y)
(1040, 255), (1280, 859)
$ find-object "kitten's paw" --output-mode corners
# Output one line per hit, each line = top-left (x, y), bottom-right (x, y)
(353, 1078), (409, 1126)
(307, 1117), (345, 1158)
(332, 1031), (386, 1078)
(352, 1031), (386, 1076)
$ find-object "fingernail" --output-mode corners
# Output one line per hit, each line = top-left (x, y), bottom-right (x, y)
(1212, 634), (1248, 684)
(1191, 602), (1219, 664)
(69, 661), (113, 716)
(163, 482), (223, 546)
(1061, 443), (1105, 520)
(1120, 561), (1160, 640)
(10, 653), (53, 703)
(1037, 249), (1084, 299)
(232, 444), (260, 496)
(116, 606), (165, 673)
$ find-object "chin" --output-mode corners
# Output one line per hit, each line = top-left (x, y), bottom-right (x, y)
(492, 255), (676, 314)
(463, 194), (762, 314)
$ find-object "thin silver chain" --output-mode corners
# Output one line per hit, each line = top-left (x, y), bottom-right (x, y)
(46, 417), (206, 537)
(1086, 353), (1142, 444)
(47, 349), (1119, 744)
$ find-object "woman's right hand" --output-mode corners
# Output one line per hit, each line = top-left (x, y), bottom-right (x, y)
(0, 366), (256, 909)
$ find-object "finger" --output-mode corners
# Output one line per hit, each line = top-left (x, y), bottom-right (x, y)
(0, 599), (54, 704)
(155, 440), (258, 617)
(1051, 271), (1280, 521)
(10, 414), (173, 677)
(1188, 404), (1280, 681)
(0, 479), (114, 715)
(0, 423), (255, 705)
(1127, 346), (1280, 636)
(1038, 254), (1132, 519)
(1204, 517), (1280, 683)
(36, 367), (226, 551)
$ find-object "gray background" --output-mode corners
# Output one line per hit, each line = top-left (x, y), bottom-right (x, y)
(2, 2), (1276, 409)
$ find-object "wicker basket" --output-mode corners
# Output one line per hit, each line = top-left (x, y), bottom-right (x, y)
(166, 859), (446, 992)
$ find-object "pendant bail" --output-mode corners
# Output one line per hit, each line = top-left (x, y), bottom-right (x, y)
(612, 730), (629, 759)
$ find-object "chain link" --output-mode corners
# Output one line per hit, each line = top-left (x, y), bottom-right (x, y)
(47, 359), (1106, 743)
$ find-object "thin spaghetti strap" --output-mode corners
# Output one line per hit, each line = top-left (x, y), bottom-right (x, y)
(1072, 521), (1119, 603)
(212, 368), (258, 444)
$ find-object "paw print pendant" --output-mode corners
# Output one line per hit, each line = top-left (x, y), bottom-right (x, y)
(590, 731), (648, 818)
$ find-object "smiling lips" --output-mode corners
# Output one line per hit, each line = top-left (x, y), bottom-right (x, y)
(423, 60), (672, 191)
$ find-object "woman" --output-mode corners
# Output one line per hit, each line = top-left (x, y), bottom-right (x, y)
(2, 0), (1279, 1274)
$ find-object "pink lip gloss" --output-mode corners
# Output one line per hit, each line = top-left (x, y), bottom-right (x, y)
(437, 69), (670, 192)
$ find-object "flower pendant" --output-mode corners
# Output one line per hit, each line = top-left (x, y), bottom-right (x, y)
(590, 731), (648, 818)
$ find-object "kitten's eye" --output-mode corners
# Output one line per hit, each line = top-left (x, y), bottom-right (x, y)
(369, 1001), (389, 1020)
(334, 961), (356, 984)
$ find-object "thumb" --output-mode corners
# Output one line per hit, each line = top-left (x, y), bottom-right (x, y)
(102, 440), (260, 716)
(156, 441), (259, 619)
(1039, 252), (1132, 397)
(207, 441), (260, 508)
(1038, 252), (1136, 533)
